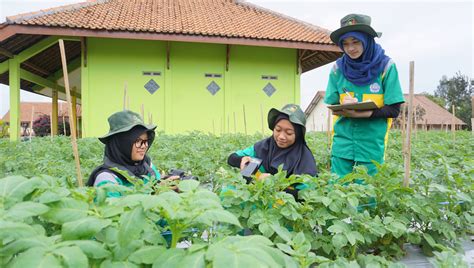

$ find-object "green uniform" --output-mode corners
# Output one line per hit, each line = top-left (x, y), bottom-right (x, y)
(324, 60), (404, 177)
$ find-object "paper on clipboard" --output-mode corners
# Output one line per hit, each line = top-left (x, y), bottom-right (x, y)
(327, 100), (378, 111)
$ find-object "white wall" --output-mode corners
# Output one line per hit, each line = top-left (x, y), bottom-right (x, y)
(306, 101), (332, 132)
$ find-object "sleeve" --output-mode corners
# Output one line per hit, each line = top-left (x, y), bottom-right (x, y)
(227, 153), (243, 168)
(150, 162), (161, 181)
(382, 62), (405, 105)
(370, 102), (402, 118)
(94, 171), (120, 187)
(324, 64), (341, 105)
(235, 145), (256, 158)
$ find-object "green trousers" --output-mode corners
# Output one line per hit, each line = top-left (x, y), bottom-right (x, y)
(331, 156), (379, 178)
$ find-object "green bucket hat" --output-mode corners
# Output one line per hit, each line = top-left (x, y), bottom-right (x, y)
(268, 104), (306, 133)
(330, 14), (382, 44)
(99, 110), (156, 143)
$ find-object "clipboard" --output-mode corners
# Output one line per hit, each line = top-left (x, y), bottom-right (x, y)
(327, 100), (378, 111)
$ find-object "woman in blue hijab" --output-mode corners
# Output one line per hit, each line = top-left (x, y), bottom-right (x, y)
(324, 14), (405, 178)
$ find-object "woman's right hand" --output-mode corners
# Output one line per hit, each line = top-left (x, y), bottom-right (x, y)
(240, 156), (251, 170)
(342, 95), (358, 104)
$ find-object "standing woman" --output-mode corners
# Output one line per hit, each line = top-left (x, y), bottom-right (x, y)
(324, 14), (405, 178)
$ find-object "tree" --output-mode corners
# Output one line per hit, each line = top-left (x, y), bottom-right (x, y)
(434, 72), (473, 130)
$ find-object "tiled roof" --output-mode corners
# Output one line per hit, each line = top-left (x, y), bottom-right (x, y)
(2, 102), (81, 122)
(304, 91), (466, 125)
(5, 0), (333, 45)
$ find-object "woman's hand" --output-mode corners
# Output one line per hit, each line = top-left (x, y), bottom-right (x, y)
(333, 109), (373, 118)
(160, 175), (180, 192)
(342, 95), (358, 104)
(240, 156), (251, 170)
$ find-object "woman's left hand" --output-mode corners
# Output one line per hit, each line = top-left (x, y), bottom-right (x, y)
(333, 109), (373, 118)
(257, 173), (271, 180)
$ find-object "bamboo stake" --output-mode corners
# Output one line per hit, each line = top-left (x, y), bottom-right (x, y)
(227, 115), (230, 134)
(403, 61), (414, 188)
(401, 104), (406, 152)
(141, 104), (145, 119)
(452, 105), (456, 141)
(59, 39), (84, 187)
(243, 105), (247, 135)
(29, 106), (35, 141)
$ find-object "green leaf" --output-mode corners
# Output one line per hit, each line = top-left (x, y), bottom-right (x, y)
(0, 236), (49, 257)
(327, 221), (349, 234)
(100, 260), (139, 268)
(53, 246), (88, 267)
(118, 206), (146, 247)
(41, 198), (89, 224)
(345, 231), (363, 246)
(8, 248), (62, 268)
(258, 222), (274, 237)
(4, 201), (50, 221)
(0, 220), (38, 241)
(332, 233), (348, 249)
(423, 233), (437, 247)
(62, 217), (112, 240)
(129, 246), (166, 264)
(178, 180), (200, 192)
(152, 248), (187, 267)
(0, 176), (43, 207)
(180, 251), (206, 268)
(276, 243), (295, 255)
(321, 196), (332, 206)
(271, 224), (292, 242)
(55, 240), (111, 259)
(195, 209), (241, 227)
(347, 196), (359, 208)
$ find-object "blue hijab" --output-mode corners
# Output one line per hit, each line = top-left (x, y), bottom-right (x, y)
(336, 31), (390, 86)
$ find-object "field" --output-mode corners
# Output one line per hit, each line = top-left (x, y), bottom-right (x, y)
(0, 131), (473, 267)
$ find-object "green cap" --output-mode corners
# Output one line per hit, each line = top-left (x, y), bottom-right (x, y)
(268, 104), (306, 132)
(330, 13), (382, 44)
(99, 110), (156, 143)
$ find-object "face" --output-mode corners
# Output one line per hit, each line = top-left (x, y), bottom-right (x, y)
(342, 37), (364, 59)
(131, 132), (149, 161)
(273, 119), (296, 149)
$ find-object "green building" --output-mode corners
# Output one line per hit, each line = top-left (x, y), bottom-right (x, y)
(0, 0), (340, 141)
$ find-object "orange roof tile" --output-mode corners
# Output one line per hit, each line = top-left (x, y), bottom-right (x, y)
(6, 0), (333, 45)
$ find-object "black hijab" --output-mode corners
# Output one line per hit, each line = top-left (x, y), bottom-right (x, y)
(87, 126), (156, 186)
(254, 114), (317, 177)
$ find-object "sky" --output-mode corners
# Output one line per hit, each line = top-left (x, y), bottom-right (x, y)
(0, 0), (473, 117)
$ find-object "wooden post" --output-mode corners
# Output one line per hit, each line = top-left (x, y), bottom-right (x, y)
(59, 39), (84, 187)
(29, 106), (35, 141)
(123, 83), (128, 110)
(401, 104), (406, 152)
(243, 104), (247, 135)
(403, 61), (414, 188)
(52, 90), (58, 136)
(49, 112), (53, 140)
(71, 88), (78, 137)
(62, 115), (66, 135)
(327, 108), (332, 170)
(452, 105), (456, 141)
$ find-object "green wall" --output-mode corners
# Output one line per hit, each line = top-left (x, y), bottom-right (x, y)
(81, 38), (299, 137)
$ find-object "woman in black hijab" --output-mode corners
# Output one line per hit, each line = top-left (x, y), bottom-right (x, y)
(227, 104), (317, 198)
(88, 110), (177, 195)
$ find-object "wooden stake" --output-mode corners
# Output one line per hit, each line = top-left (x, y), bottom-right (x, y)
(452, 105), (456, 141)
(141, 104), (145, 119)
(49, 112), (53, 140)
(243, 105), (247, 135)
(59, 39), (84, 187)
(227, 115), (230, 134)
(401, 104), (406, 152)
(62, 115), (66, 135)
(403, 61), (414, 188)
(123, 82), (128, 110)
(29, 106), (35, 141)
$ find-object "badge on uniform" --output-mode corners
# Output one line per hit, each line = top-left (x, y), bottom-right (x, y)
(370, 83), (381, 93)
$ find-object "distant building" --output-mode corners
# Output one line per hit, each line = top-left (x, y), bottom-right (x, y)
(304, 92), (466, 132)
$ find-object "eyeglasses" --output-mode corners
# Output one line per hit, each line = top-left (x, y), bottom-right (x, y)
(134, 138), (149, 148)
